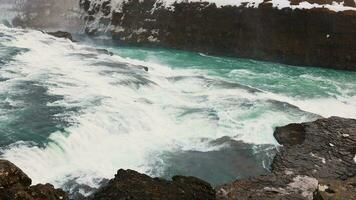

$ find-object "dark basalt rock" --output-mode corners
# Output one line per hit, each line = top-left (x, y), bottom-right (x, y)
(81, 0), (356, 71)
(0, 160), (69, 200)
(92, 169), (216, 200)
(274, 123), (306, 145)
(272, 117), (356, 180)
(216, 117), (356, 200)
(0, 160), (32, 188)
(47, 31), (75, 42)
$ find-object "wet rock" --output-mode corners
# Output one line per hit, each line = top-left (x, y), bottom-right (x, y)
(274, 123), (306, 145)
(28, 184), (68, 200)
(0, 160), (69, 200)
(272, 117), (356, 179)
(47, 31), (75, 42)
(92, 169), (216, 200)
(0, 160), (31, 188)
(217, 172), (319, 200)
(95, 48), (114, 56)
(216, 117), (356, 199)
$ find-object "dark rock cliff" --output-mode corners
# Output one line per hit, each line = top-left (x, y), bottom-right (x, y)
(80, 0), (356, 71)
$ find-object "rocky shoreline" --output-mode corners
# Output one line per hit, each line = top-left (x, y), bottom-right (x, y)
(217, 116), (356, 200)
(1, 116), (355, 199)
(79, 0), (356, 71)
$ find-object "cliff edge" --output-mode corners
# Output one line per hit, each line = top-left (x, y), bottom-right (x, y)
(80, 0), (356, 71)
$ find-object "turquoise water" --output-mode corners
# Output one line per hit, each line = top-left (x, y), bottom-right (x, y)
(0, 26), (356, 195)
(108, 46), (356, 99)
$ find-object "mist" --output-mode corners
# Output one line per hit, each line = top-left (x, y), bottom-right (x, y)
(0, 0), (84, 31)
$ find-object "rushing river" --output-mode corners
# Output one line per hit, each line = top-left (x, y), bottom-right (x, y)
(0, 23), (356, 195)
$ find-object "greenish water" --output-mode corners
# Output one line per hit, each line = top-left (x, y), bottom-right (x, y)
(0, 26), (356, 194)
(108, 46), (356, 99)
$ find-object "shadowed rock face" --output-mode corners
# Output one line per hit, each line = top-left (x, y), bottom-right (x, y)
(80, 0), (356, 71)
(92, 169), (216, 200)
(216, 117), (356, 200)
(0, 160), (69, 200)
(274, 123), (306, 146)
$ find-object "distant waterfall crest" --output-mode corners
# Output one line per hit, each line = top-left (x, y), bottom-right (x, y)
(0, 0), (84, 31)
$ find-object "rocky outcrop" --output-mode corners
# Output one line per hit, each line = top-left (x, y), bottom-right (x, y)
(92, 169), (216, 200)
(0, 160), (69, 200)
(80, 0), (356, 71)
(0, 160), (215, 200)
(216, 117), (356, 199)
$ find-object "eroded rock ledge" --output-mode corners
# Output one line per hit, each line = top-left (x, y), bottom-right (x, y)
(80, 0), (356, 71)
(0, 117), (355, 199)
(217, 117), (356, 199)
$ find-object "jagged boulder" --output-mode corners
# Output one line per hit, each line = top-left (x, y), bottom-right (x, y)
(0, 160), (32, 189)
(92, 169), (216, 200)
(0, 160), (69, 200)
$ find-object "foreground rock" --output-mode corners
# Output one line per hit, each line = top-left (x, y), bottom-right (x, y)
(0, 160), (68, 200)
(92, 169), (215, 200)
(0, 160), (215, 200)
(80, 0), (356, 71)
(216, 117), (356, 199)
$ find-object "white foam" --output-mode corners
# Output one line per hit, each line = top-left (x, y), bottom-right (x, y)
(261, 92), (356, 119)
(0, 26), (276, 188)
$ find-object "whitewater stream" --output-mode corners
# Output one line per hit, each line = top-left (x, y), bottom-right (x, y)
(0, 7), (356, 196)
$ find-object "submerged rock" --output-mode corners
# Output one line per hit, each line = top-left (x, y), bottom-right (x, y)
(0, 160), (69, 200)
(216, 117), (356, 199)
(47, 31), (75, 42)
(92, 169), (216, 200)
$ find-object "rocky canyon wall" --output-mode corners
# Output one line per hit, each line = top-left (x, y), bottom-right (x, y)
(80, 0), (356, 71)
